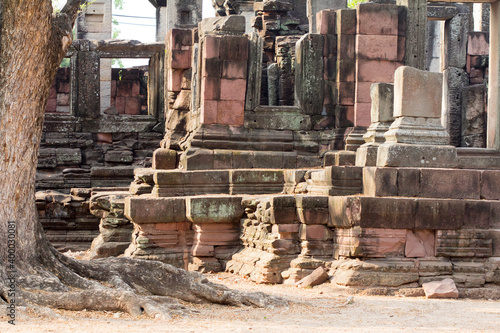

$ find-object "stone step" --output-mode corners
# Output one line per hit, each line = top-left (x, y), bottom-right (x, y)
(363, 166), (500, 200)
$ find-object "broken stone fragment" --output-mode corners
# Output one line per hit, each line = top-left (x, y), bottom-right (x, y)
(296, 266), (330, 288)
(422, 278), (459, 299)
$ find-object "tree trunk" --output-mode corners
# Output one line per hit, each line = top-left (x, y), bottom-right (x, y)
(0, 1), (280, 318)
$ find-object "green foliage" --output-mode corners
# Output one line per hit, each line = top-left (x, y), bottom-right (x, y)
(112, 59), (125, 68)
(60, 58), (71, 67)
(348, 0), (368, 8)
(114, 0), (125, 10)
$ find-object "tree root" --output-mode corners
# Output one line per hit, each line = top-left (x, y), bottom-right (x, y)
(0, 245), (285, 319)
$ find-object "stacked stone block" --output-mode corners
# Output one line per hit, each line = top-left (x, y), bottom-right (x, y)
(110, 68), (148, 116)
(45, 68), (71, 113)
(36, 189), (99, 251)
(200, 34), (249, 126)
(462, 32), (489, 148)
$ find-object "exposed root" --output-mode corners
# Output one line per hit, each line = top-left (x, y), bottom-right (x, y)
(1, 244), (284, 319)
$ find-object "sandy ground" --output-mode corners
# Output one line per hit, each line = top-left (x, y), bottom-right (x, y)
(1, 273), (499, 333)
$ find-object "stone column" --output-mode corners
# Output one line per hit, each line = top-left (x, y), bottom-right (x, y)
(377, 66), (458, 168)
(77, 0), (112, 115)
(488, 1), (500, 150)
(307, 0), (347, 33)
(233, 0), (255, 33)
(355, 83), (394, 166)
(441, 12), (469, 147)
(396, 0), (427, 70)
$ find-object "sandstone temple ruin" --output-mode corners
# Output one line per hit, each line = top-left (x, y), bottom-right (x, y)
(36, 0), (500, 293)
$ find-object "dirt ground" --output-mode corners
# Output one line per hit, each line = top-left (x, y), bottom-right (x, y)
(1, 272), (499, 333)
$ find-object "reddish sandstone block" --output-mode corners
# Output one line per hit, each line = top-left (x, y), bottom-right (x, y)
(58, 82), (70, 93)
(354, 102), (372, 127)
(481, 170), (500, 200)
(204, 36), (221, 59)
(397, 36), (405, 62)
(111, 80), (116, 97)
(222, 60), (248, 79)
(220, 79), (247, 101)
(202, 58), (222, 78)
(116, 81), (132, 97)
(272, 224), (300, 234)
(131, 82), (140, 96)
(405, 230), (435, 258)
(356, 34), (398, 61)
(316, 9), (337, 35)
(356, 3), (399, 36)
(155, 222), (179, 231)
(201, 77), (221, 100)
(335, 82), (355, 105)
(115, 97), (126, 114)
(337, 34), (355, 58)
(337, 8), (356, 35)
(468, 32), (489, 56)
(355, 81), (372, 104)
(420, 169), (481, 200)
(125, 97), (141, 115)
(356, 59), (396, 82)
(324, 34), (337, 57)
(336, 59), (355, 82)
(201, 100), (218, 124)
(171, 50), (192, 69)
(220, 36), (249, 60)
(167, 29), (193, 51)
(167, 69), (183, 92)
(217, 101), (245, 125)
(45, 98), (57, 112)
(299, 225), (333, 241)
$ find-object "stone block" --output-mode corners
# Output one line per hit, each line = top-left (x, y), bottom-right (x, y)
(56, 148), (82, 165)
(442, 13), (468, 70)
(217, 100), (245, 125)
(167, 68), (183, 92)
(337, 33), (355, 58)
(468, 32), (489, 56)
(356, 35), (398, 61)
(183, 149), (215, 171)
(201, 77), (220, 100)
(254, 151), (282, 169)
(337, 8), (356, 35)
(172, 90), (191, 110)
(328, 196), (415, 229)
(45, 98), (57, 112)
(356, 59), (396, 83)
(335, 227), (406, 258)
(422, 278), (458, 299)
(299, 224), (333, 241)
(355, 82), (372, 104)
(202, 58), (222, 78)
(481, 170), (500, 200)
(419, 169), (480, 200)
(354, 102), (371, 127)
(222, 60), (248, 79)
(105, 150), (133, 163)
(170, 50), (192, 69)
(220, 36), (249, 61)
(415, 199), (464, 230)
(397, 168), (420, 197)
(363, 167), (398, 197)
(436, 230), (492, 257)
(167, 29), (193, 51)
(356, 3), (399, 36)
(461, 84), (486, 148)
(213, 149), (233, 169)
(220, 79), (247, 101)
(405, 230), (435, 258)
(377, 143), (457, 168)
(370, 82), (394, 123)
(316, 9), (337, 35)
(203, 36), (220, 59)
(296, 33), (324, 115)
(463, 201), (491, 229)
(334, 82), (355, 105)
(232, 151), (254, 169)
(201, 100), (218, 124)
(124, 97), (141, 115)
(125, 197), (186, 224)
(336, 59), (355, 82)
(186, 196), (244, 224)
(393, 66), (442, 118)
(152, 148), (177, 170)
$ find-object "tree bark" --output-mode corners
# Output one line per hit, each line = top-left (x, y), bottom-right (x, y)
(0, 1), (280, 317)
